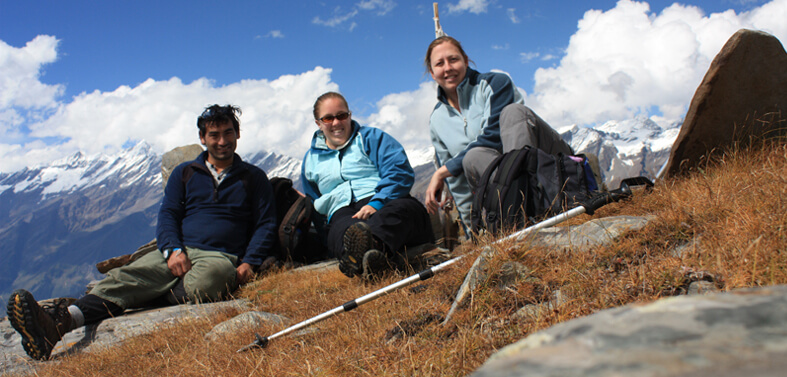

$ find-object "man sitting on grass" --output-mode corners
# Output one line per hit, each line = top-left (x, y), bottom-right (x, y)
(7, 104), (278, 360)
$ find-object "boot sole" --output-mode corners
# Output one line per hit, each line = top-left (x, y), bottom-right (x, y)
(7, 290), (54, 360)
(340, 222), (374, 278)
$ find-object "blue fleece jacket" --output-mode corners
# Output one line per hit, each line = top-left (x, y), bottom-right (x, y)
(156, 151), (277, 266)
(429, 67), (524, 223)
(301, 121), (414, 221)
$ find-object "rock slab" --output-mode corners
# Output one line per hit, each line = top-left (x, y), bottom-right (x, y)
(471, 285), (787, 377)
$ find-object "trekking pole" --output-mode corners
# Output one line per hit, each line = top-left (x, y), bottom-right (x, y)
(237, 255), (465, 352)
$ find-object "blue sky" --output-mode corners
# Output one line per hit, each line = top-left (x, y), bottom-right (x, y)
(1, 0), (784, 173)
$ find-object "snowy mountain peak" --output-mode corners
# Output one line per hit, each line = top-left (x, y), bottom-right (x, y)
(0, 140), (161, 197)
(405, 146), (436, 168)
(597, 116), (662, 141)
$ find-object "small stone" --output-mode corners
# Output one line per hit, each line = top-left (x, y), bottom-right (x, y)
(204, 311), (289, 342)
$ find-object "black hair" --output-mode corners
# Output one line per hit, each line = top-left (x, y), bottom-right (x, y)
(197, 104), (241, 135)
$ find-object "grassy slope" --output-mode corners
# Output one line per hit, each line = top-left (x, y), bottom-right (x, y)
(35, 139), (787, 376)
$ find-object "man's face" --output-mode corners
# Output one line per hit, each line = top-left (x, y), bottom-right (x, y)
(199, 121), (239, 164)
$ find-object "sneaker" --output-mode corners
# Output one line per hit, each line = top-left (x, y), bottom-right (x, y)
(6, 289), (73, 360)
(339, 222), (375, 278)
(361, 249), (391, 280)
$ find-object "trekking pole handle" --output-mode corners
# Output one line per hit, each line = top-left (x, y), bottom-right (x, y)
(582, 176), (654, 215)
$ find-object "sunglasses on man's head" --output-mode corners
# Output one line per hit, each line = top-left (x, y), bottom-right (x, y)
(200, 106), (234, 119)
(318, 112), (351, 124)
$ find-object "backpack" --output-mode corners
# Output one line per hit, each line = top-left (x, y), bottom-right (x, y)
(270, 177), (325, 263)
(470, 146), (598, 234)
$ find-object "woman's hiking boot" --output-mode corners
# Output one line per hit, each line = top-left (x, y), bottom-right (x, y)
(6, 289), (74, 360)
(339, 222), (377, 278)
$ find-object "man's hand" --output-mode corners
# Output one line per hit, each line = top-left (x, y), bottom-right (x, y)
(352, 205), (377, 220)
(236, 263), (255, 285)
(167, 250), (192, 277)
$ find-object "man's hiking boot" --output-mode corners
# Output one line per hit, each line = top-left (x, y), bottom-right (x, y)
(339, 222), (376, 278)
(361, 249), (391, 280)
(7, 289), (74, 360)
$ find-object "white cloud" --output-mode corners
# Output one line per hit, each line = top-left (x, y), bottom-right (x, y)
(0, 35), (63, 109)
(313, 0), (395, 29)
(507, 8), (520, 24)
(313, 7), (359, 28)
(492, 43), (509, 50)
(0, 36), (65, 147)
(365, 81), (438, 152)
(447, 0), (489, 14)
(265, 30), (285, 38)
(357, 0), (396, 15)
(0, 58), (338, 172)
(520, 52), (540, 63)
(526, 0), (787, 127)
(540, 54), (558, 61)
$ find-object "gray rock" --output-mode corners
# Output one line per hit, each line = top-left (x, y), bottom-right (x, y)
(471, 285), (787, 377)
(290, 259), (339, 273)
(664, 29), (787, 177)
(688, 281), (720, 295)
(205, 311), (289, 343)
(526, 215), (656, 251)
(671, 237), (699, 258)
(160, 144), (203, 189)
(515, 290), (566, 321)
(442, 246), (495, 325)
(496, 261), (533, 289)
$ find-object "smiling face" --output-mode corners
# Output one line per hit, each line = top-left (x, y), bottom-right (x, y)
(429, 41), (468, 95)
(315, 97), (352, 150)
(199, 121), (238, 167)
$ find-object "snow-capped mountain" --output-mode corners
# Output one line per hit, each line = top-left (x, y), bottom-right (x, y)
(407, 115), (680, 193)
(0, 142), (302, 311)
(562, 116), (681, 188)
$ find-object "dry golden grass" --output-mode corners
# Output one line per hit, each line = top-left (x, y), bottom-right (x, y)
(34, 138), (787, 376)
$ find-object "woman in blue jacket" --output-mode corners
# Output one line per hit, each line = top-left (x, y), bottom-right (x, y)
(302, 92), (434, 279)
(423, 36), (574, 229)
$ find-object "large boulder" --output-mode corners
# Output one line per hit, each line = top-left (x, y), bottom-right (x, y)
(664, 29), (787, 177)
(161, 144), (203, 189)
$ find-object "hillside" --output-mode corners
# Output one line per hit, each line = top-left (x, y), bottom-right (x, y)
(24, 136), (786, 376)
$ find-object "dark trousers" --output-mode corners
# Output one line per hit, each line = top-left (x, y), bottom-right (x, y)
(325, 196), (434, 258)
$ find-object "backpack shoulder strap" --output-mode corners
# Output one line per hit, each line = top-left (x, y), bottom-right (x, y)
(471, 151), (507, 233)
